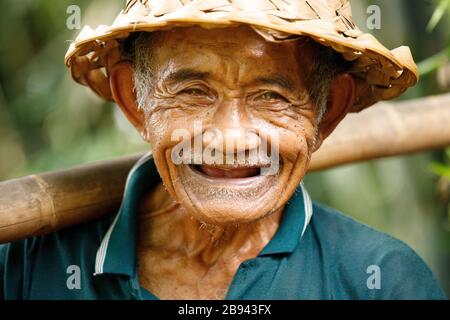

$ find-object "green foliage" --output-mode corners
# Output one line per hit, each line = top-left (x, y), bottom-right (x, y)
(426, 0), (450, 189)
(417, 46), (450, 76)
(431, 161), (450, 180)
(430, 148), (450, 180)
(418, 0), (450, 76)
(427, 0), (450, 32)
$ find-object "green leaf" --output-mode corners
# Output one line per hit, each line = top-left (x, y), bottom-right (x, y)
(427, 0), (450, 32)
(430, 162), (450, 180)
(417, 46), (450, 76)
(445, 148), (450, 161)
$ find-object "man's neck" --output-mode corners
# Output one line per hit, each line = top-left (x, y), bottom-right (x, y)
(136, 182), (284, 299)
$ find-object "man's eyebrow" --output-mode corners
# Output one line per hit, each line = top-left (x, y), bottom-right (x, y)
(164, 68), (211, 83)
(256, 75), (295, 91)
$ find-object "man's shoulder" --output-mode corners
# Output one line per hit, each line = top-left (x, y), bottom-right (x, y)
(307, 202), (446, 299)
(2, 213), (113, 251)
(0, 215), (115, 299)
(1, 214), (114, 277)
(310, 201), (409, 253)
(309, 201), (428, 269)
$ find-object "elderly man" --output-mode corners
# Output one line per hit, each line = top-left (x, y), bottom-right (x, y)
(0, 0), (446, 300)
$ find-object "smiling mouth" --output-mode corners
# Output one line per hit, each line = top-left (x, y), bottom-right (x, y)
(194, 164), (261, 178)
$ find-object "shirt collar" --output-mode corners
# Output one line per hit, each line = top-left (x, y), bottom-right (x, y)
(94, 152), (157, 277)
(94, 153), (313, 276)
(258, 180), (313, 256)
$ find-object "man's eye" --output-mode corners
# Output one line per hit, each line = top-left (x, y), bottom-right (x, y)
(257, 91), (287, 102)
(180, 88), (207, 96)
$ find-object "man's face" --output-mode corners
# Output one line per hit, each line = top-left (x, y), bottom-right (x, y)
(141, 26), (320, 225)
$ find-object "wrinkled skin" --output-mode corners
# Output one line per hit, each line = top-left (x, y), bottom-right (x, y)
(110, 26), (355, 299)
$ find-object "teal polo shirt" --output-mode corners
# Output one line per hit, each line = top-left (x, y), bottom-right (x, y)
(0, 154), (446, 300)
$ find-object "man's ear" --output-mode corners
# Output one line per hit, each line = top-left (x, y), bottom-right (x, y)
(109, 61), (148, 140)
(313, 73), (355, 152)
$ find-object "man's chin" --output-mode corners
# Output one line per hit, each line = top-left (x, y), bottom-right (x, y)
(181, 201), (279, 226)
(173, 163), (283, 225)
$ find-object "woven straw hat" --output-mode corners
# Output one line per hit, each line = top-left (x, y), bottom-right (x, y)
(65, 0), (418, 112)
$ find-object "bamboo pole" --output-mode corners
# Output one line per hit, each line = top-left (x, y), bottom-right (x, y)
(0, 155), (138, 243)
(309, 93), (450, 171)
(1, 94), (450, 243)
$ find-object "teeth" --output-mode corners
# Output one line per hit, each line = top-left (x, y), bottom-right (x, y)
(177, 150), (274, 167)
(182, 157), (273, 167)
(204, 163), (267, 170)
(196, 165), (261, 178)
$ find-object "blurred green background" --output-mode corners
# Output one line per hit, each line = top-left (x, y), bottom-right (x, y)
(0, 0), (448, 296)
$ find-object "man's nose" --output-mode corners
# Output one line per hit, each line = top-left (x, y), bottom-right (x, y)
(203, 99), (260, 153)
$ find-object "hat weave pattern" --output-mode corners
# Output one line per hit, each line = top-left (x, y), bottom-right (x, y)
(65, 0), (418, 112)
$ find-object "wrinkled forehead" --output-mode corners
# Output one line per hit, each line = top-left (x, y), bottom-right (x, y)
(147, 25), (314, 84)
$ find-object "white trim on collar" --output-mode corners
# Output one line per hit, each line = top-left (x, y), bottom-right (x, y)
(300, 181), (313, 238)
(94, 152), (153, 276)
